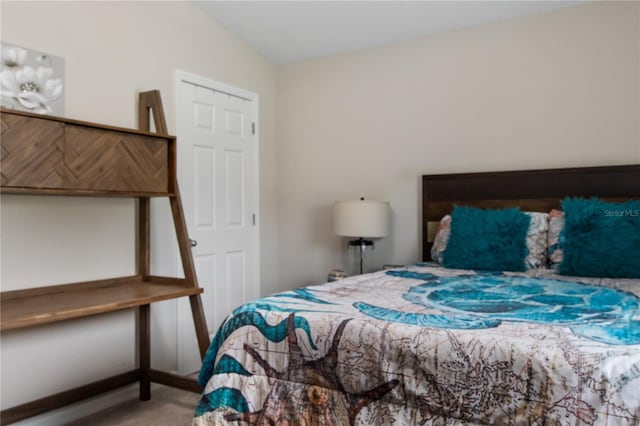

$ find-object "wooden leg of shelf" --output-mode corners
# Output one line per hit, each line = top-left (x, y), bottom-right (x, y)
(189, 294), (211, 359)
(169, 189), (197, 285)
(138, 197), (150, 279)
(138, 304), (151, 401)
(139, 90), (169, 135)
(169, 188), (211, 358)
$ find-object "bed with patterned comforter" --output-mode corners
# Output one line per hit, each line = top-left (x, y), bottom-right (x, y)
(193, 264), (640, 425)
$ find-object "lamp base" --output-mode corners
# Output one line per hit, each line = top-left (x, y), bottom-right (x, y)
(348, 238), (374, 275)
(348, 238), (374, 249)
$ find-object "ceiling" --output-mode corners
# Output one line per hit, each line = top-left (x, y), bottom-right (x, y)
(195, 1), (585, 65)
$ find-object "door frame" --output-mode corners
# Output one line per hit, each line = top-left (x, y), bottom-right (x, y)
(174, 70), (260, 373)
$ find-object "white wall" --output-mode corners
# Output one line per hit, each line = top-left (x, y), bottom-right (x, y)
(276, 1), (640, 286)
(1, 0), (639, 421)
(0, 0), (277, 418)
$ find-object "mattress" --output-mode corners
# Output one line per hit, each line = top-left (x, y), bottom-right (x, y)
(193, 264), (640, 425)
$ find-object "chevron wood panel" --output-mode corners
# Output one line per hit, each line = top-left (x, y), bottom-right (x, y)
(0, 113), (65, 188)
(64, 125), (168, 193)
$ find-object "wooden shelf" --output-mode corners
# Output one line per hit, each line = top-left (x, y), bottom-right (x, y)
(1, 108), (176, 195)
(0, 186), (176, 197)
(0, 276), (202, 331)
(0, 92), (211, 424)
(0, 107), (177, 142)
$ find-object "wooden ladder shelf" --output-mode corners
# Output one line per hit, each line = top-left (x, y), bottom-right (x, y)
(0, 91), (210, 425)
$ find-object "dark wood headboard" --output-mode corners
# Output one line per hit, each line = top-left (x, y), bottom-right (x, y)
(422, 164), (640, 261)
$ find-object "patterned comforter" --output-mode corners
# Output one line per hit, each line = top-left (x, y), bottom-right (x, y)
(194, 264), (640, 425)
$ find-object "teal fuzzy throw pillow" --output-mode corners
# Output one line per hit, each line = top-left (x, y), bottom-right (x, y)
(442, 206), (531, 272)
(558, 197), (640, 278)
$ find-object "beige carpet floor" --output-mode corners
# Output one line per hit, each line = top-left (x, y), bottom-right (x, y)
(67, 384), (200, 426)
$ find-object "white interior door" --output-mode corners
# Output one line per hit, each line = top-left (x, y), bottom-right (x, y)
(176, 73), (259, 374)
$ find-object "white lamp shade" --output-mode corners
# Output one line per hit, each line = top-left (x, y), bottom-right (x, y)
(333, 199), (390, 238)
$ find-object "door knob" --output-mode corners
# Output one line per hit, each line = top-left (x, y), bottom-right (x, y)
(189, 239), (198, 247)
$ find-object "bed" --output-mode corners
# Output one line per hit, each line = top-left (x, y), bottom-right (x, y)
(194, 165), (640, 426)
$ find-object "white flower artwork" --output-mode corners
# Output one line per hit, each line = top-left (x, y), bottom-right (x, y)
(0, 43), (64, 115)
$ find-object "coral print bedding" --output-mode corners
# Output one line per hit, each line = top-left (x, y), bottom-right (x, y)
(194, 265), (640, 426)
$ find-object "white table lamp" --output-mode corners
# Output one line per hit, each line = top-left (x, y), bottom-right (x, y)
(334, 198), (390, 274)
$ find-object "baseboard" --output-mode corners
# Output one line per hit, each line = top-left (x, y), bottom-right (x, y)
(8, 384), (139, 426)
